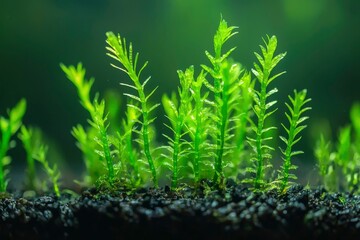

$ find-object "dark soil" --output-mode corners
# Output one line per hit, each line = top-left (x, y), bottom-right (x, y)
(1, 181), (360, 239)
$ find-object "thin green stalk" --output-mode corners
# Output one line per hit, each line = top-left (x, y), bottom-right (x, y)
(191, 72), (207, 183)
(94, 101), (114, 183)
(171, 123), (182, 189)
(106, 32), (159, 187)
(122, 104), (140, 183)
(254, 82), (268, 189)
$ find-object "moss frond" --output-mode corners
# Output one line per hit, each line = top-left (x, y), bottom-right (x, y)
(277, 89), (311, 192)
(162, 66), (194, 189)
(201, 18), (239, 186)
(245, 35), (286, 190)
(106, 32), (159, 187)
(61, 63), (114, 185)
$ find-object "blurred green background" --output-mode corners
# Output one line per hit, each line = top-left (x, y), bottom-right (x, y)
(0, 0), (359, 182)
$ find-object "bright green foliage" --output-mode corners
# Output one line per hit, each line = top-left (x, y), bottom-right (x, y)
(351, 103), (360, 150)
(110, 103), (141, 188)
(162, 66), (194, 189)
(89, 99), (115, 183)
(18, 126), (37, 190)
(231, 71), (255, 173)
(33, 144), (61, 197)
(315, 135), (337, 191)
(277, 89), (311, 192)
(201, 18), (239, 185)
(106, 32), (159, 187)
(61, 63), (115, 185)
(214, 60), (243, 183)
(187, 71), (213, 184)
(336, 126), (352, 168)
(334, 125), (360, 192)
(121, 103), (141, 185)
(19, 126), (62, 196)
(72, 124), (102, 185)
(315, 102), (360, 193)
(246, 35), (287, 190)
(351, 103), (360, 191)
(0, 99), (26, 192)
(8, 17), (360, 195)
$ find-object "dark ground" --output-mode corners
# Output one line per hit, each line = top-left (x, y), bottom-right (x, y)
(1, 181), (360, 239)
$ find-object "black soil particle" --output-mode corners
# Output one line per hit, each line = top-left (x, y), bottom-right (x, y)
(1, 182), (360, 239)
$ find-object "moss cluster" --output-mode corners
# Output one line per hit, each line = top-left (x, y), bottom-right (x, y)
(0, 18), (358, 196)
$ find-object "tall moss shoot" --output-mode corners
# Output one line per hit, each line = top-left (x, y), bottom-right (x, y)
(201, 18), (239, 185)
(245, 36), (286, 190)
(106, 33), (160, 187)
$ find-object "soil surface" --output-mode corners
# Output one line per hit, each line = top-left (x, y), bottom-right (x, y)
(1, 181), (360, 239)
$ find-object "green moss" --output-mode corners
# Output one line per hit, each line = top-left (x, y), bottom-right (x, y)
(2, 17), (360, 195)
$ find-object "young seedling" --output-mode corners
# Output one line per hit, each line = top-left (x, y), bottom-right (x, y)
(33, 144), (61, 197)
(0, 99), (26, 192)
(106, 32), (160, 187)
(277, 89), (311, 192)
(18, 126), (37, 190)
(61, 63), (115, 185)
(201, 18), (239, 185)
(246, 35), (286, 190)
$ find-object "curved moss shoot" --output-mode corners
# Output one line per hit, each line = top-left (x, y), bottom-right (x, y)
(61, 63), (115, 185)
(246, 35), (286, 190)
(0, 99), (26, 192)
(277, 89), (311, 193)
(201, 18), (238, 185)
(32, 144), (61, 197)
(106, 32), (159, 187)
